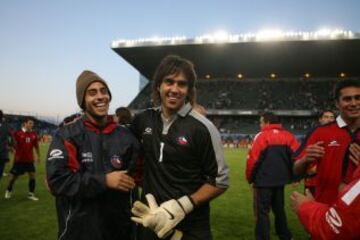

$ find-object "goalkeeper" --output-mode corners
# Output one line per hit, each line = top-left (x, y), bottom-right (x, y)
(130, 55), (229, 240)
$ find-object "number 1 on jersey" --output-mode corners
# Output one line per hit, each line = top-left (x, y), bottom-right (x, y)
(159, 142), (164, 162)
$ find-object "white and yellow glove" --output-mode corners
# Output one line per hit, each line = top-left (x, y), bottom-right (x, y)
(131, 194), (194, 239)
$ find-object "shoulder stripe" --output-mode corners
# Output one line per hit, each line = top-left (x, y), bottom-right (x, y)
(189, 110), (229, 188)
(342, 179), (360, 205)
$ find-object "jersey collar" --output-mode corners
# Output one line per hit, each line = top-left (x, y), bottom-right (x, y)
(177, 102), (192, 117)
(336, 115), (347, 128)
(157, 102), (192, 118)
(83, 115), (117, 134)
(262, 124), (283, 131)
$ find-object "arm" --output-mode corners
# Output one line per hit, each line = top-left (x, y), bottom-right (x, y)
(245, 133), (263, 183)
(190, 183), (225, 206)
(46, 133), (106, 198)
(46, 132), (134, 199)
(291, 179), (360, 240)
(196, 122), (229, 204)
(34, 134), (40, 163)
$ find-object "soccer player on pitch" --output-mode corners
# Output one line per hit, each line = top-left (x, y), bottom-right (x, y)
(46, 70), (140, 240)
(5, 117), (40, 201)
(293, 79), (360, 205)
(130, 55), (229, 240)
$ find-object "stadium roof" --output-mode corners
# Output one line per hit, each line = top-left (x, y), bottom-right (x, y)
(112, 30), (360, 80)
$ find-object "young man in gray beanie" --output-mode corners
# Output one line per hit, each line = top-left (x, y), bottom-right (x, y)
(46, 70), (140, 240)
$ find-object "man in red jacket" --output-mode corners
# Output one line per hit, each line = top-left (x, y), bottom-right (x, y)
(246, 112), (299, 240)
(5, 117), (40, 201)
(291, 164), (360, 240)
(293, 79), (360, 205)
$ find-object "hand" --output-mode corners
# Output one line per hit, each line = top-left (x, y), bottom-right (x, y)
(303, 141), (325, 163)
(291, 181), (300, 188)
(105, 170), (135, 191)
(131, 194), (193, 239)
(290, 189), (315, 213)
(34, 155), (41, 164)
(349, 142), (360, 166)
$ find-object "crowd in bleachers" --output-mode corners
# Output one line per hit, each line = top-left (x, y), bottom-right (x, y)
(128, 77), (344, 136)
(129, 77), (339, 111)
(195, 78), (337, 111)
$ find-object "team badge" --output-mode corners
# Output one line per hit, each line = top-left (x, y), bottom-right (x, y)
(328, 140), (340, 147)
(177, 136), (188, 146)
(144, 127), (152, 135)
(81, 152), (94, 163)
(111, 155), (123, 169)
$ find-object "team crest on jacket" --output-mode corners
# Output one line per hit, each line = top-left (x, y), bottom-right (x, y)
(111, 155), (123, 169)
(177, 136), (188, 146)
(143, 127), (152, 135)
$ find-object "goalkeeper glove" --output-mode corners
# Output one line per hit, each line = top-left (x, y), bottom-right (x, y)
(131, 194), (194, 239)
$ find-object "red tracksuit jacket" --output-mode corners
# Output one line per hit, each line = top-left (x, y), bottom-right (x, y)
(297, 166), (360, 240)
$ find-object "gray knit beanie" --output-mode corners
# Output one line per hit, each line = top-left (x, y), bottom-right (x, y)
(76, 70), (112, 109)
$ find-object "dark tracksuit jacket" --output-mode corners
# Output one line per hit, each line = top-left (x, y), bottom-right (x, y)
(246, 124), (299, 240)
(0, 121), (12, 178)
(46, 117), (140, 240)
(131, 103), (229, 240)
(0, 121), (12, 161)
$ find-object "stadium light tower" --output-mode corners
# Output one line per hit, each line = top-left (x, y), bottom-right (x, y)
(256, 29), (283, 41)
(213, 30), (230, 43)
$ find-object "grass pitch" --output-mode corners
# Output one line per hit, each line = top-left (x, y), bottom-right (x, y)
(0, 145), (307, 239)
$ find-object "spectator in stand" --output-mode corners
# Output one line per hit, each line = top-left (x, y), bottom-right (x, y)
(5, 117), (40, 201)
(0, 110), (13, 181)
(246, 112), (299, 240)
(293, 79), (360, 205)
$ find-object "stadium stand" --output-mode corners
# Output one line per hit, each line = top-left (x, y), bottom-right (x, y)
(112, 31), (360, 139)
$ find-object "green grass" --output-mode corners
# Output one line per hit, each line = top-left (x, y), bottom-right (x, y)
(0, 145), (307, 239)
(211, 148), (307, 239)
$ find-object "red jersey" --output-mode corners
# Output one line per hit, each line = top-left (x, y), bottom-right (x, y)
(297, 166), (360, 240)
(246, 124), (299, 186)
(14, 128), (38, 163)
(294, 116), (359, 204)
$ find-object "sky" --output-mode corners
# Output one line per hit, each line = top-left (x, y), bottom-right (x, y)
(0, 0), (359, 122)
